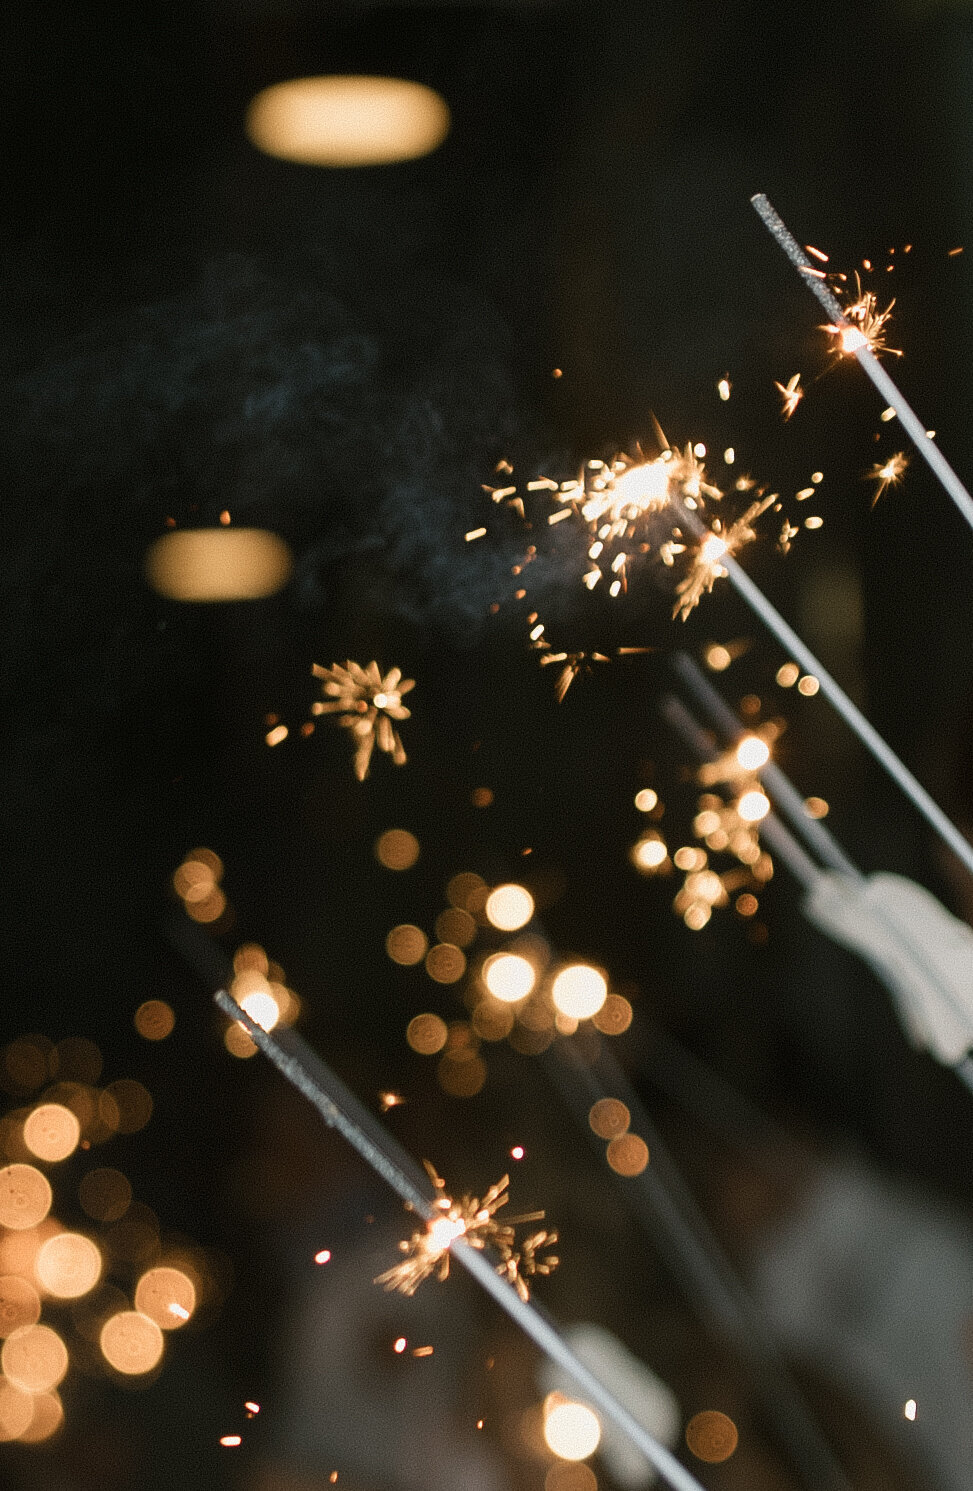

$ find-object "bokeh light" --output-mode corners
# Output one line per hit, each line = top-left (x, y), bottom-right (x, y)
(2, 1323), (69, 1393)
(223, 1023), (258, 1060)
(776, 662), (799, 687)
(246, 75), (450, 167)
(237, 988), (280, 1033)
(99, 1310), (164, 1375)
(482, 954), (535, 1003)
(18, 1390), (63, 1443)
(630, 835), (668, 873)
(102, 1080), (153, 1134)
(471, 1001), (516, 1042)
(22, 1104), (80, 1163)
(0, 1221), (59, 1280)
(424, 944), (467, 984)
(485, 884), (534, 931)
(591, 993), (633, 1036)
(735, 735), (770, 771)
(375, 829), (420, 871)
(386, 925), (429, 966)
(0, 1165), (52, 1231)
(551, 966), (608, 1021)
(797, 674), (820, 696)
(545, 1462), (597, 1491)
(737, 790), (770, 823)
(0, 1277), (41, 1337)
(543, 1397), (602, 1461)
(436, 1054), (487, 1098)
(36, 1233), (102, 1299)
(633, 789), (658, 812)
(0, 1378), (34, 1441)
(606, 1134), (650, 1177)
(434, 908), (477, 948)
(587, 1099), (630, 1140)
(405, 1014), (448, 1055)
(1, 1038), (54, 1096)
(146, 528), (293, 602)
(135, 1267), (195, 1330)
(79, 1168), (132, 1223)
(446, 872), (487, 911)
(134, 1001), (175, 1041)
(804, 796), (829, 818)
(685, 1410), (739, 1463)
(704, 644), (732, 671)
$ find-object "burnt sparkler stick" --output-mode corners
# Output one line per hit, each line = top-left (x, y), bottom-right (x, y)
(670, 497), (973, 879)
(214, 989), (708, 1491)
(751, 192), (973, 536)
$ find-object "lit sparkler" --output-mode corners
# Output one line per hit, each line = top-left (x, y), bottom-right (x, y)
(866, 451), (909, 507)
(673, 494), (776, 621)
(751, 192), (973, 536)
(822, 275), (901, 360)
(375, 1161), (557, 1301)
(310, 661), (414, 780)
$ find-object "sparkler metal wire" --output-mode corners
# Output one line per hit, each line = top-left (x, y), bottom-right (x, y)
(671, 497), (973, 878)
(214, 990), (708, 1491)
(751, 193), (973, 537)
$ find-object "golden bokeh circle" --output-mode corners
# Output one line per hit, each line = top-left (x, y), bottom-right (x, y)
(0, 1377), (34, 1441)
(385, 925), (428, 966)
(424, 943), (467, 985)
(135, 1267), (196, 1331)
(551, 966), (608, 1021)
(0, 1165), (53, 1231)
(0, 1276), (41, 1337)
(591, 994), (633, 1036)
(22, 1104), (81, 1164)
(36, 1233), (102, 1299)
(587, 1099), (631, 1140)
(79, 1167), (133, 1223)
(436, 1054), (487, 1098)
(484, 884), (534, 931)
(134, 1001), (176, 1041)
(543, 1399), (601, 1461)
(685, 1409), (739, 1463)
(224, 1023), (259, 1059)
(374, 829), (420, 871)
(2, 1323), (69, 1393)
(471, 1000), (515, 1042)
(606, 1134), (650, 1177)
(433, 908), (477, 948)
(103, 1080), (153, 1134)
(99, 1310), (164, 1375)
(482, 953), (535, 1004)
(545, 1461), (597, 1491)
(446, 872), (486, 910)
(17, 1390), (63, 1443)
(146, 528), (293, 602)
(405, 1014), (448, 1056)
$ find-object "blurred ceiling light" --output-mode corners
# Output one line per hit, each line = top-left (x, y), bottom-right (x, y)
(246, 76), (450, 168)
(145, 529), (292, 602)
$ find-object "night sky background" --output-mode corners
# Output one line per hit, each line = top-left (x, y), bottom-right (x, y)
(3, 3), (973, 1490)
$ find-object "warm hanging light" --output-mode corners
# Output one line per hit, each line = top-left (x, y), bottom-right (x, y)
(145, 529), (292, 602)
(246, 76), (450, 168)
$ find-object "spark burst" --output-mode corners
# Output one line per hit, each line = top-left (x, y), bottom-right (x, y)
(672, 493), (776, 621)
(375, 1161), (558, 1302)
(310, 661), (414, 780)
(867, 451), (909, 507)
(823, 276), (901, 360)
(774, 373), (804, 419)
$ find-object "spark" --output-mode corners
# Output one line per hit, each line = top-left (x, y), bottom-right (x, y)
(245, 1402), (260, 1416)
(539, 650), (610, 702)
(314, 1248), (332, 1264)
(866, 451), (909, 507)
(823, 276), (901, 360)
(673, 494), (776, 621)
(376, 1162), (557, 1302)
(717, 377), (731, 401)
(310, 661), (414, 780)
(379, 1091), (405, 1112)
(904, 1399), (917, 1421)
(220, 1436), (242, 1447)
(774, 373), (804, 419)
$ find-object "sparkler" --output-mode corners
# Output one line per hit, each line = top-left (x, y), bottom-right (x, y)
(214, 990), (708, 1491)
(751, 193), (973, 536)
(310, 661), (413, 780)
(375, 1160), (557, 1302)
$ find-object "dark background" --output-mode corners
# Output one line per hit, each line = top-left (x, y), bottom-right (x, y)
(3, 3), (973, 1489)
